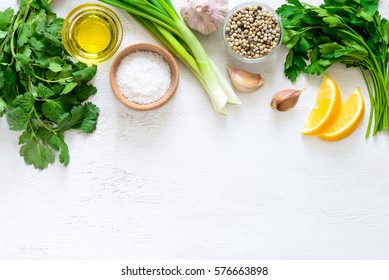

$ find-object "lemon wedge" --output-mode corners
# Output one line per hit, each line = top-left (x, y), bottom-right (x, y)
(318, 87), (364, 141)
(302, 74), (341, 135)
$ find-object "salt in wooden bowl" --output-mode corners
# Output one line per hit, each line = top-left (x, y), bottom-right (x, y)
(109, 43), (179, 110)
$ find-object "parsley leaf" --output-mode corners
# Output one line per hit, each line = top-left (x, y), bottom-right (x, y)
(61, 82), (77, 95)
(48, 56), (63, 72)
(57, 105), (85, 132)
(17, 23), (32, 47)
(50, 134), (70, 166)
(20, 136), (55, 170)
(0, 8), (14, 30)
(56, 102), (99, 133)
(6, 107), (30, 131)
(12, 92), (35, 113)
(0, 97), (6, 117)
(73, 65), (97, 82)
(42, 100), (64, 121)
(36, 83), (55, 99)
(0, 71), (4, 89)
(79, 102), (99, 134)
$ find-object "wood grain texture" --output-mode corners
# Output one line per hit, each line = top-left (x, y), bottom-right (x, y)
(0, 0), (388, 260)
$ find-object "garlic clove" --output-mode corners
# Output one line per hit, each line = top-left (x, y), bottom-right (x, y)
(270, 89), (304, 111)
(180, 0), (229, 35)
(226, 64), (265, 93)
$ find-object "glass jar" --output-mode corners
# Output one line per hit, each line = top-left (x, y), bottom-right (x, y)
(222, 2), (283, 64)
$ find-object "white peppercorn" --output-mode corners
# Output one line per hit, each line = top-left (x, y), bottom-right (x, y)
(225, 4), (281, 60)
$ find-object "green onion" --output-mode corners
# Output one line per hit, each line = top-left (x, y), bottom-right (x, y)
(99, 0), (241, 114)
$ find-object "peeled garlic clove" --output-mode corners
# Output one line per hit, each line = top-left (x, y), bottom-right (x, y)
(180, 0), (229, 35)
(226, 65), (265, 93)
(270, 89), (304, 111)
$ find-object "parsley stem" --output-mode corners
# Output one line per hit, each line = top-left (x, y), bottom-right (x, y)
(362, 69), (375, 138)
(28, 121), (39, 142)
(32, 105), (57, 134)
(9, 1), (31, 65)
(34, 74), (72, 84)
(27, 75), (56, 134)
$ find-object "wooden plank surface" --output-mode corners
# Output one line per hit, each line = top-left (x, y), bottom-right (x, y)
(0, 0), (388, 259)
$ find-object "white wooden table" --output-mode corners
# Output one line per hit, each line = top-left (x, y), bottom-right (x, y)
(0, 0), (388, 259)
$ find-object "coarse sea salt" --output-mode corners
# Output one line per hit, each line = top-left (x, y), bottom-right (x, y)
(116, 50), (172, 105)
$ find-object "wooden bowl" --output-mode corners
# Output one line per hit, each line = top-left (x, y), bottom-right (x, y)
(109, 43), (179, 110)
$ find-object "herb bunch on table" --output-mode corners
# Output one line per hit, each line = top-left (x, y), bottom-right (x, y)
(0, 0), (99, 170)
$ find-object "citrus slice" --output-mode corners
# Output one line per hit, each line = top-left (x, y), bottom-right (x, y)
(318, 87), (364, 141)
(301, 74), (341, 135)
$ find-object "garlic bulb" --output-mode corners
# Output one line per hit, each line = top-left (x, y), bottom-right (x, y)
(180, 0), (229, 35)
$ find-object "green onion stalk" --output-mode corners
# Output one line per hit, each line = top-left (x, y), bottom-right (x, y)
(99, 0), (241, 114)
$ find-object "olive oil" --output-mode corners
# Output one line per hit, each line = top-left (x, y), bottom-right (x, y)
(73, 14), (112, 54)
(62, 4), (123, 64)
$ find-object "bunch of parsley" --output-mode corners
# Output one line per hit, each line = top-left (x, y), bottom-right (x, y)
(0, 0), (99, 169)
(277, 0), (389, 137)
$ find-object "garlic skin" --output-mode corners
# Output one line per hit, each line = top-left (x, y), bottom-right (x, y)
(270, 89), (304, 111)
(180, 0), (229, 35)
(226, 64), (265, 93)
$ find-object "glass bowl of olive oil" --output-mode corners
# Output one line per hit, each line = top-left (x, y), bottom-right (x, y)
(62, 3), (123, 64)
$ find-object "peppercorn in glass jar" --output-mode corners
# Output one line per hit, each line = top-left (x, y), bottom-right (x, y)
(223, 2), (283, 63)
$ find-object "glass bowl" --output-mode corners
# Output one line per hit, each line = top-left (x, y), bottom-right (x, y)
(222, 2), (283, 64)
(62, 3), (123, 64)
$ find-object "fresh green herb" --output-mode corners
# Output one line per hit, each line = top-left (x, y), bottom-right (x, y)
(98, 0), (241, 114)
(276, 0), (389, 137)
(0, 0), (99, 170)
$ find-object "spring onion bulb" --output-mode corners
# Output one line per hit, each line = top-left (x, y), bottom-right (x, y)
(99, 0), (241, 114)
